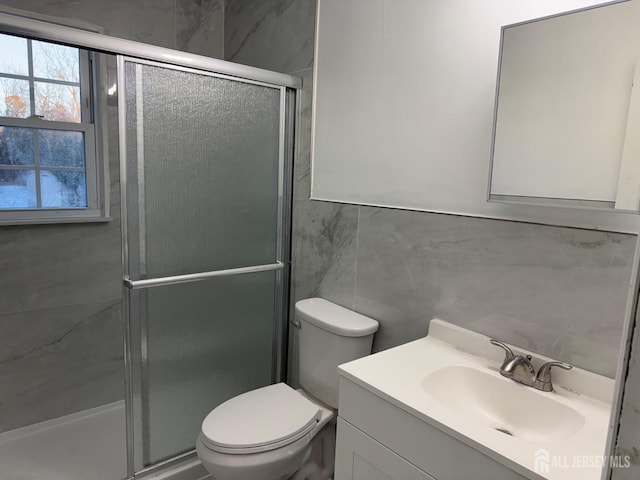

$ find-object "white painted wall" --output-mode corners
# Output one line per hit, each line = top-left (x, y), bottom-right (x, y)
(312, 0), (640, 232)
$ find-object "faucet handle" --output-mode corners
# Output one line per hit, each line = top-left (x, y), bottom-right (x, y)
(490, 339), (515, 364)
(536, 361), (572, 381)
(535, 361), (573, 392)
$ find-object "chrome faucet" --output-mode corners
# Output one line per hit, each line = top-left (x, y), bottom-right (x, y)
(490, 339), (572, 392)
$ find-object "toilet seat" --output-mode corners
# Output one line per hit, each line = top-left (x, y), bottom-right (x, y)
(201, 383), (321, 455)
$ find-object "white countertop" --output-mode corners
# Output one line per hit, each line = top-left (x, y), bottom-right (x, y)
(337, 319), (614, 480)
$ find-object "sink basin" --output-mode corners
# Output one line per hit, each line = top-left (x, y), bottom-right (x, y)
(421, 365), (585, 443)
(338, 320), (613, 480)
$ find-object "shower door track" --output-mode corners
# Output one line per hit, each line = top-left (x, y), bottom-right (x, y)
(0, 11), (301, 89)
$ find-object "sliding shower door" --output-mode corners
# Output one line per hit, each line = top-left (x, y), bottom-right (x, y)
(118, 57), (292, 474)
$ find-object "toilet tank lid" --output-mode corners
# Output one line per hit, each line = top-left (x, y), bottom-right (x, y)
(295, 298), (379, 337)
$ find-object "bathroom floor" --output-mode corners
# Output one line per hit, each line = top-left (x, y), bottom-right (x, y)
(0, 401), (127, 480)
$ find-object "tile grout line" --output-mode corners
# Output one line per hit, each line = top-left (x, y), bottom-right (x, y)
(352, 206), (360, 310)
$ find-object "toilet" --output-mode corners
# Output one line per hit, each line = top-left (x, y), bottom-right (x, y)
(196, 298), (379, 480)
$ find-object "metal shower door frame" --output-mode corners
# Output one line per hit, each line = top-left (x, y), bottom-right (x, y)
(117, 56), (295, 477)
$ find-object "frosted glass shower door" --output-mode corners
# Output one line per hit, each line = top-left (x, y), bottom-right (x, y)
(118, 57), (291, 472)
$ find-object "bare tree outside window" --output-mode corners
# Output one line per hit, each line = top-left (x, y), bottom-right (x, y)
(0, 34), (88, 209)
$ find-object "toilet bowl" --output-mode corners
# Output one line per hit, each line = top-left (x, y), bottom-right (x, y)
(196, 298), (379, 480)
(196, 383), (334, 480)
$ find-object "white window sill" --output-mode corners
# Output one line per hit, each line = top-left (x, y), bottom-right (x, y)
(0, 215), (113, 226)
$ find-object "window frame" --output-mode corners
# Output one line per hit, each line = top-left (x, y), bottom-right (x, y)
(0, 33), (108, 225)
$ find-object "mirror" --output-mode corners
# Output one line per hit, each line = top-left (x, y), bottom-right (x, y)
(489, 1), (640, 212)
(312, 0), (640, 232)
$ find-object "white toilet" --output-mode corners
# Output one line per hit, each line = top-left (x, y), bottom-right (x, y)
(196, 298), (379, 480)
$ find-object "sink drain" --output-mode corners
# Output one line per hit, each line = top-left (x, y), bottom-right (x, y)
(495, 427), (513, 436)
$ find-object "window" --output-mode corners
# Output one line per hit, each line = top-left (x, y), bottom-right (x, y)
(0, 32), (105, 223)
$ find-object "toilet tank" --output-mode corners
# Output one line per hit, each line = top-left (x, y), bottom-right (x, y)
(296, 298), (379, 409)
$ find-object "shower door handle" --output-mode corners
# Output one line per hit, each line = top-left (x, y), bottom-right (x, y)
(123, 262), (284, 290)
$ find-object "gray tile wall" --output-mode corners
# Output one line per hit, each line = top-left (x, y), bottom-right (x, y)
(177, 0), (225, 58)
(222, 1), (637, 386)
(224, 0), (315, 73)
(614, 320), (640, 476)
(0, 0), (224, 432)
(353, 209), (633, 375)
(0, 0), (224, 53)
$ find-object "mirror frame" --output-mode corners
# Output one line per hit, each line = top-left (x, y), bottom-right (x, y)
(487, 0), (640, 223)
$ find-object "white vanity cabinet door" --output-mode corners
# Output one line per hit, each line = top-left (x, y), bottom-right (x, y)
(337, 377), (530, 480)
(335, 417), (437, 480)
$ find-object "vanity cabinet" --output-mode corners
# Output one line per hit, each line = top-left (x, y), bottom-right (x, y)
(335, 418), (435, 480)
(334, 377), (530, 480)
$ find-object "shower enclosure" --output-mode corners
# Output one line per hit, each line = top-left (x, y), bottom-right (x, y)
(0, 11), (298, 480)
(120, 57), (295, 474)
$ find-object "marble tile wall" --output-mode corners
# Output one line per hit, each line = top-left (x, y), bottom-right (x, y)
(354, 209), (634, 376)
(0, 0), (225, 53)
(614, 319), (640, 476)
(177, 0), (225, 58)
(0, 0), (225, 431)
(224, 0), (315, 73)
(0, 300), (124, 432)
